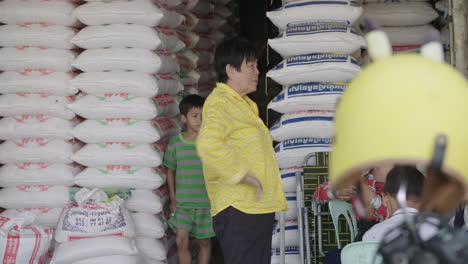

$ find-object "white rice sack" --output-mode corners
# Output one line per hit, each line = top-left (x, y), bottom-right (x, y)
(73, 0), (163, 26)
(281, 167), (302, 193)
(126, 189), (163, 214)
(72, 142), (163, 167)
(275, 138), (331, 168)
(0, 215), (53, 264)
(272, 219), (299, 248)
(194, 34), (215, 49)
(210, 30), (226, 45)
(0, 23), (76, 49)
(1, 208), (64, 228)
(72, 255), (143, 264)
(177, 30), (200, 49)
(269, 23), (366, 58)
(51, 236), (138, 264)
(0, 185), (70, 209)
(0, 71), (78, 96)
(275, 192), (297, 220)
(198, 68), (216, 83)
(132, 212), (166, 239)
(177, 11), (200, 31)
(383, 25), (437, 46)
(267, 0), (363, 31)
(0, 115), (78, 140)
(0, 139), (82, 164)
(153, 94), (180, 117)
(267, 54), (361, 86)
(155, 3), (184, 28)
(73, 48), (179, 74)
(153, 183), (170, 207)
(0, 47), (75, 72)
(271, 247), (301, 264)
(363, 2), (438, 26)
(74, 166), (166, 190)
(0, 163), (81, 187)
(0, 93), (76, 120)
(271, 110), (335, 142)
(55, 190), (136, 243)
(72, 117), (180, 144)
(67, 94), (157, 120)
(0, 0), (78, 25)
(192, 50), (214, 66)
(186, 0), (214, 15)
(364, 0), (430, 2)
(70, 72), (183, 97)
(136, 237), (167, 261)
(71, 24), (185, 52)
(177, 50), (199, 72)
(215, 5), (233, 18)
(268, 82), (345, 114)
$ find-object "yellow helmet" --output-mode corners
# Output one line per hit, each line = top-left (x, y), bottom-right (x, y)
(329, 26), (468, 214)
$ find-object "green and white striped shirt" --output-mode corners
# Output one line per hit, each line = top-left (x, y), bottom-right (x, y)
(163, 134), (210, 208)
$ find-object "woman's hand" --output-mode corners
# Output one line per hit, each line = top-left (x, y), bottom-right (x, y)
(333, 186), (356, 201)
(240, 174), (263, 201)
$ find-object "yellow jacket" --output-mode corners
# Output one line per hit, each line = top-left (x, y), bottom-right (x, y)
(197, 82), (288, 216)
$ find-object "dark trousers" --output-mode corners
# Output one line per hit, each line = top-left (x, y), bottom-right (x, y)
(213, 206), (275, 264)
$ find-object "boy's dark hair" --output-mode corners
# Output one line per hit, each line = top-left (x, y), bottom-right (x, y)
(384, 166), (425, 199)
(214, 37), (257, 83)
(179, 95), (205, 116)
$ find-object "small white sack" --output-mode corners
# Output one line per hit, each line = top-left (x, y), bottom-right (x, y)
(73, 0), (163, 26)
(280, 167), (302, 193)
(0, 93), (76, 120)
(271, 219), (299, 248)
(55, 188), (136, 243)
(72, 143), (163, 167)
(0, 47), (75, 72)
(0, 215), (53, 264)
(71, 24), (185, 52)
(73, 48), (179, 73)
(363, 2), (438, 26)
(0, 115), (78, 140)
(267, 0), (363, 31)
(0, 23), (76, 49)
(51, 236), (138, 264)
(192, 50), (214, 66)
(153, 94), (180, 117)
(72, 117), (180, 144)
(126, 189), (163, 214)
(0, 71), (78, 96)
(215, 5), (233, 18)
(177, 29), (200, 48)
(186, 0), (214, 15)
(74, 166), (166, 190)
(156, 3), (184, 28)
(136, 237), (167, 261)
(271, 247), (301, 264)
(1, 208), (64, 228)
(71, 72), (183, 97)
(0, 185), (70, 209)
(269, 23), (366, 58)
(384, 25), (437, 46)
(0, 139), (82, 164)
(67, 94), (157, 120)
(275, 138), (331, 168)
(267, 54), (361, 86)
(271, 110), (335, 142)
(132, 212), (166, 239)
(268, 82), (345, 114)
(0, 0), (78, 26)
(0, 163), (81, 187)
(275, 193), (297, 220)
(72, 255), (143, 264)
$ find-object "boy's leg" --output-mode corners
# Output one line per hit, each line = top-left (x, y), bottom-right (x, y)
(176, 229), (191, 264)
(169, 208), (196, 264)
(197, 238), (211, 264)
(194, 208), (216, 264)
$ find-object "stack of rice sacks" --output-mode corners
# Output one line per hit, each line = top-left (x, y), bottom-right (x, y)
(362, 0), (439, 57)
(57, 0), (184, 263)
(176, 0), (227, 97)
(266, 0), (365, 263)
(0, 1), (82, 262)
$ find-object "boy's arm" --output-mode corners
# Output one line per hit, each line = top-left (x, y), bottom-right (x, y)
(196, 101), (248, 185)
(166, 167), (176, 211)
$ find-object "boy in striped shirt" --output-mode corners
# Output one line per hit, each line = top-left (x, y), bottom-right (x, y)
(163, 94), (215, 264)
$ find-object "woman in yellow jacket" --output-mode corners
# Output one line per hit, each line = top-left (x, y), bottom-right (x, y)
(196, 38), (288, 264)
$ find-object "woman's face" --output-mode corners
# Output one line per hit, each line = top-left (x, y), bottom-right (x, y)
(228, 58), (259, 95)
